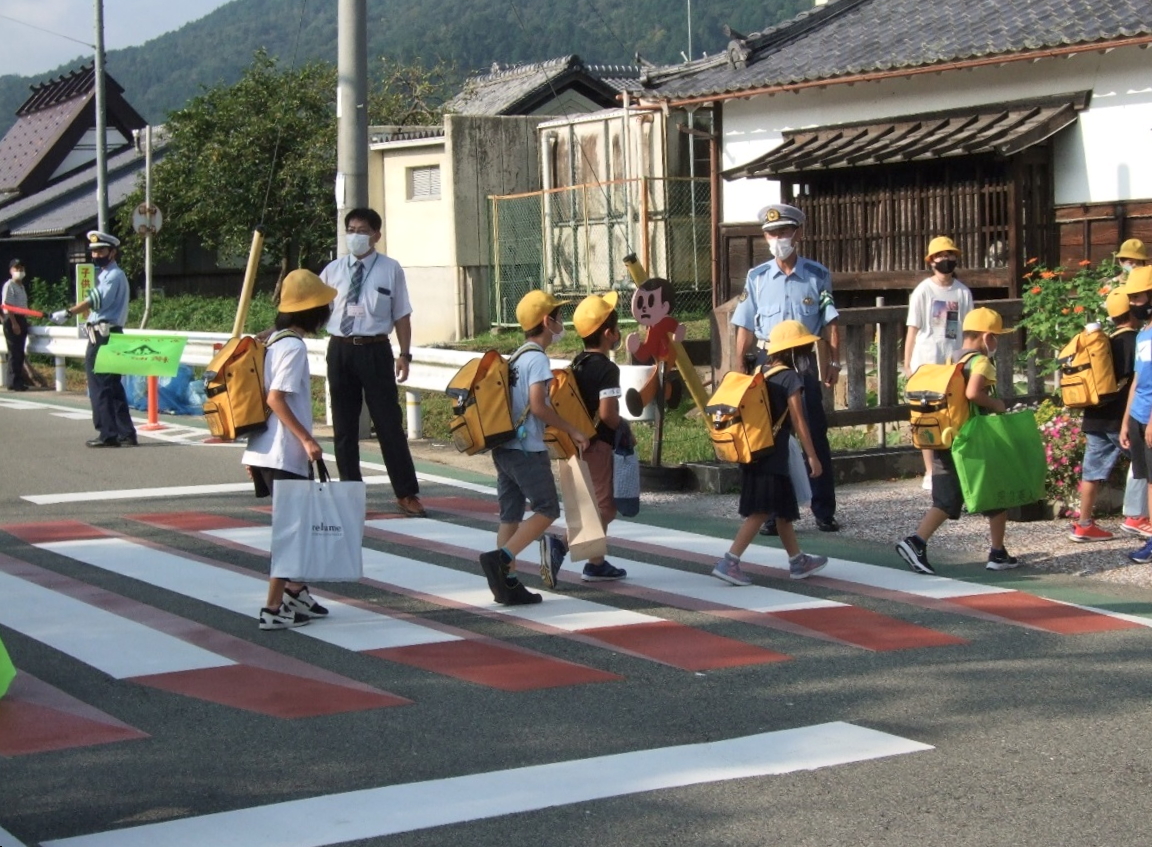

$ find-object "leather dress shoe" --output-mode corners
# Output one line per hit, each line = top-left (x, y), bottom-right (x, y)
(396, 495), (427, 517)
(119, 434), (139, 446)
(816, 517), (841, 532)
(86, 437), (120, 448)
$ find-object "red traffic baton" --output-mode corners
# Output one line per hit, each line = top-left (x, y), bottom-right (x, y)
(2, 305), (45, 318)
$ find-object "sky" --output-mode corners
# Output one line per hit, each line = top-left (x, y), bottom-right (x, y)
(0, 0), (233, 77)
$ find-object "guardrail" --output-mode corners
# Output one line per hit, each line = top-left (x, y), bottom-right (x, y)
(0, 327), (651, 440)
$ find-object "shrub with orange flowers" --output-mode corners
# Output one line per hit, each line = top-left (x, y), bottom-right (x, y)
(1018, 258), (1123, 375)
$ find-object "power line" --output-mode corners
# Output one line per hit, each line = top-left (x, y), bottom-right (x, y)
(0, 13), (94, 50)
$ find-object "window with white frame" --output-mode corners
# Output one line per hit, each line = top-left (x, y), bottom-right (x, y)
(407, 165), (441, 200)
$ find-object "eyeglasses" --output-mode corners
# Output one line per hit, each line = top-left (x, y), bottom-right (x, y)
(345, 225), (374, 235)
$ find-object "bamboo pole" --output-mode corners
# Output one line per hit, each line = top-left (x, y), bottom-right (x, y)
(231, 229), (265, 338)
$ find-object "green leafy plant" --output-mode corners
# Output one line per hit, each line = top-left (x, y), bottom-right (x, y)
(1017, 257), (1122, 375)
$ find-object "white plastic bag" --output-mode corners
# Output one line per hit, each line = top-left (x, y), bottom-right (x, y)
(271, 460), (365, 581)
(613, 421), (640, 517)
(788, 436), (812, 508)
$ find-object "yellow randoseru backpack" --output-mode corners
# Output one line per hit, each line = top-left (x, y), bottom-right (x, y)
(905, 351), (980, 449)
(1056, 326), (1132, 408)
(446, 346), (539, 455)
(705, 365), (791, 464)
(203, 331), (298, 441)
(543, 366), (598, 460)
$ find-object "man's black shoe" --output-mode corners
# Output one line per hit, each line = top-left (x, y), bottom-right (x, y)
(119, 435), (139, 446)
(86, 437), (120, 448)
(816, 517), (840, 532)
(759, 520), (778, 537)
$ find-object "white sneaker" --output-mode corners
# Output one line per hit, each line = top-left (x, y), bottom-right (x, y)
(921, 473), (933, 491)
(258, 605), (310, 630)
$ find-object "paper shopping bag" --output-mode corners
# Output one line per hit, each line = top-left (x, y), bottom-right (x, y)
(558, 453), (609, 561)
(271, 460), (365, 581)
(0, 634), (15, 699)
(951, 410), (1046, 513)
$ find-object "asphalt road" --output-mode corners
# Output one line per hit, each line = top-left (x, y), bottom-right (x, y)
(3, 390), (1152, 847)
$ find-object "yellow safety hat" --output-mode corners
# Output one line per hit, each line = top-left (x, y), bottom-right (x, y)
(925, 236), (961, 263)
(573, 291), (618, 338)
(1122, 266), (1152, 295)
(962, 307), (1014, 334)
(279, 269), (336, 312)
(766, 319), (822, 355)
(1106, 288), (1132, 318)
(516, 290), (570, 332)
(1117, 239), (1147, 262)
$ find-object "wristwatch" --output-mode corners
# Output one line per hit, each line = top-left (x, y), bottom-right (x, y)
(398, 352), (413, 362)
(829, 361), (843, 368)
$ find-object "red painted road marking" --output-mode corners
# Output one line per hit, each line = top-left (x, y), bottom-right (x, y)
(948, 592), (1144, 634)
(0, 672), (148, 756)
(584, 621), (787, 670)
(127, 513), (622, 690)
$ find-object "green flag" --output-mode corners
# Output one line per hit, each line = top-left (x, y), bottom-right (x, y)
(0, 634), (14, 699)
(94, 334), (188, 377)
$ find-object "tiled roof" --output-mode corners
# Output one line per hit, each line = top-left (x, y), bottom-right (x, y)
(369, 125), (445, 144)
(641, 0), (1152, 100)
(0, 96), (89, 192)
(446, 55), (621, 115)
(0, 141), (161, 238)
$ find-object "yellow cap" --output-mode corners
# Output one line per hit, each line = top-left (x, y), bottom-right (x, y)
(925, 236), (961, 263)
(1122, 266), (1152, 295)
(573, 291), (618, 338)
(1106, 288), (1132, 318)
(515, 290), (570, 332)
(962, 307), (1013, 334)
(766, 320), (822, 355)
(279, 269), (336, 312)
(1117, 239), (1147, 261)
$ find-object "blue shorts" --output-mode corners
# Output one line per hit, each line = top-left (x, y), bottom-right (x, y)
(493, 447), (561, 522)
(1081, 431), (1125, 483)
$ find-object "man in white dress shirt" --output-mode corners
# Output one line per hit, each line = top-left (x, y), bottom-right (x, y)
(321, 208), (424, 516)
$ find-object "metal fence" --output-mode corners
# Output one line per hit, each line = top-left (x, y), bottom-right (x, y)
(489, 177), (713, 328)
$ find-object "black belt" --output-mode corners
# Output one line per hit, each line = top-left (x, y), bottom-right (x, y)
(331, 334), (390, 346)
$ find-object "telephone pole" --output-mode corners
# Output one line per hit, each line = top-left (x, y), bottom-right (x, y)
(336, 0), (368, 255)
(93, 0), (109, 230)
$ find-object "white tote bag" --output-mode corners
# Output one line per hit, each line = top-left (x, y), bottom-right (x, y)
(270, 460), (365, 581)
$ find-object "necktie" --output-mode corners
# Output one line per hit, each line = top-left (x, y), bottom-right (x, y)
(339, 260), (365, 336)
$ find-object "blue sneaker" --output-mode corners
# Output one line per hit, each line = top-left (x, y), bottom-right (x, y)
(581, 561), (627, 582)
(1128, 539), (1152, 564)
(539, 534), (568, 588)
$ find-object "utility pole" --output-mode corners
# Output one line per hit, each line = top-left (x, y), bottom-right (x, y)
(336, 0), (368, 256)
(93, 0), (109, 231)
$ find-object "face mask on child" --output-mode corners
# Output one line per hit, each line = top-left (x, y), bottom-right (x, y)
(549, 317), (565, 341)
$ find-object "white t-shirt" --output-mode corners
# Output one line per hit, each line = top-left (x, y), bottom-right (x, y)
(241, 333), (312, 477)
(906, 277), (974, 371)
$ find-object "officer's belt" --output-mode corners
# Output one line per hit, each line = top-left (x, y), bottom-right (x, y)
(331, 333), (390, 346)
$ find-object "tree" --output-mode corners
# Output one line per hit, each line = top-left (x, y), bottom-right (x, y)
(368, 57), (456, 126)
(117, 50), (338, 284)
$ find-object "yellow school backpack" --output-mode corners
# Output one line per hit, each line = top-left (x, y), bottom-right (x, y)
(704, 365), (791, 464)
(905, 351), (980, 449)
(1056, 326), (1132, 408)
(446, 346), (540, 455)
(543, 365), (599, 460)
(202, 331), (299, 441)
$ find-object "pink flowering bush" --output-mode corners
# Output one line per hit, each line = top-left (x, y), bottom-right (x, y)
(1036, 400), (1084, 516)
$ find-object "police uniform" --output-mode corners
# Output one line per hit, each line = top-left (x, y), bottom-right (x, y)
(733, 204), (839, 529)
(82, 231), (137, 447)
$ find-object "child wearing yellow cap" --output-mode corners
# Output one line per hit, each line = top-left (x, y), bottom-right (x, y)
(712, 320), (827, 585)
(540, 292), (630, 587)
(478, 291), (591, 605)
(1119, 267), (1152, 562)
(896, 307), (1018, 574)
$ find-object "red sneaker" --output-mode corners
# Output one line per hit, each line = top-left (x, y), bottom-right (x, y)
(1120, 517), (1152, 538)
(1069, 521), (1114, 542)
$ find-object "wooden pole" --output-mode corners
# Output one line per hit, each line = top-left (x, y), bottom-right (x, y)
(231, 229), (265, 338)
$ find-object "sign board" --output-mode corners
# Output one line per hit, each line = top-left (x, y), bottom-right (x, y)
(75, 263), (95, 327)
(132, 202), (163, 235)
(94, 334), (188, 377)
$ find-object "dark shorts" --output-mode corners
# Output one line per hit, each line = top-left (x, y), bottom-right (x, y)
(931, 450), (1004, 521)
(1129, 417), (1152, 481)
(493, 448), (561, 522)
(249, 466), (309, 499)
(738, 458), (799, 522)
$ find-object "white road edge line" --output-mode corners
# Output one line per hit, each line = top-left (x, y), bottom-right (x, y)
(43, 722), (932, 847)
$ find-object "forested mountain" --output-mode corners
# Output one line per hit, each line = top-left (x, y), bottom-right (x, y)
(0, 0), (808, 135)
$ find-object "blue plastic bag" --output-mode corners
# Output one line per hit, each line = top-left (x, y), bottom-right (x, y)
(123, 364), (205, 416)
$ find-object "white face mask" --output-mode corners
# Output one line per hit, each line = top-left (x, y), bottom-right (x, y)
(769, 235), (795, 261)
(12, 271), (24, 281)
(346, 232), (372, 257)
(549, 317), (565, 341)
(1122, 261), (1137, 273)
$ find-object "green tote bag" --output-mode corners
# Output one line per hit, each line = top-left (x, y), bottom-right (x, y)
(951, 409), (1047, 513)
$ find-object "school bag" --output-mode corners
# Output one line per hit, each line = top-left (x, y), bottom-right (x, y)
(1056, 326), (1134, 408)
(202, 331), (299, 441)
(905, 351), (980, 449)
(704, 365), (791, 464)
(543, 358), (600, 461)
(447, 346), (541, 455)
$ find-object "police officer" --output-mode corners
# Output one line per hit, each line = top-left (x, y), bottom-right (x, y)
(51, 231), (138, 447)
(733, 203), (841, 532)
